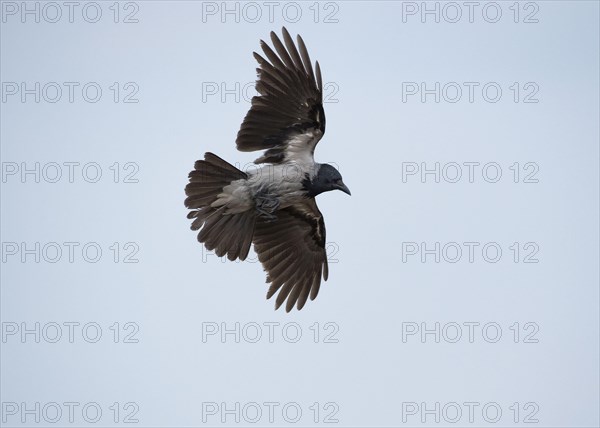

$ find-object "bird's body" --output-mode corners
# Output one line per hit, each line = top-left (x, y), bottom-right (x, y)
(185, 27), (350, 311)
(213, 161), (315, 215)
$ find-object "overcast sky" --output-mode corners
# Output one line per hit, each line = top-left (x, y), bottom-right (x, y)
(1, 1), (599, 427)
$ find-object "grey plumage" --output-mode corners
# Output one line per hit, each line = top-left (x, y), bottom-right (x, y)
(185, 27), (349, 311)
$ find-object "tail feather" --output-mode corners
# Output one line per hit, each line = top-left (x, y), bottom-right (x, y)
(237, 213), (255, 260)
(203, 152), (247, 177)
(198, 208), (229, 244)
(185, 152), (255, 261)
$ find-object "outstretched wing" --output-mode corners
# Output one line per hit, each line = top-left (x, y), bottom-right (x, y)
(236, 27), (325, 165)
(253, 199), (328, 312)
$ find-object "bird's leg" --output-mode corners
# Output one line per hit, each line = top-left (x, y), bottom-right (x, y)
(254, 190), (280, 222)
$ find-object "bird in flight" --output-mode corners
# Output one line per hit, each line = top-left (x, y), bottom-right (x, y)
(185, 27), (350, 312)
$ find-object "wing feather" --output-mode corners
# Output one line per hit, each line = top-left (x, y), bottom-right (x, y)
(297, 35), (316, 87)
(316, 61), (323, 101)
(283, 28), (306, 74)
(253, 199), (328, 312)
(270, 30), (296, 70)
(236, 27), (326, 164)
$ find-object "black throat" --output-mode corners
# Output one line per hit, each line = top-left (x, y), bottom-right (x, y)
(301, 173), (324, 198)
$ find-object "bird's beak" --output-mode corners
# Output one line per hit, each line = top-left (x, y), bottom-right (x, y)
(336, 181), (351, 196)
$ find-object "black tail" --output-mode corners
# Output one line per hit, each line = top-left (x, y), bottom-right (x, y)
(185, 152), (255, 261)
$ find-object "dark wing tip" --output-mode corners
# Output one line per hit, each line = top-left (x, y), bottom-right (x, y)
(315, 60), (323, 93)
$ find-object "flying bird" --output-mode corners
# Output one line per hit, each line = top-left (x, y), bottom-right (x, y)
(185, 27), (350, 312)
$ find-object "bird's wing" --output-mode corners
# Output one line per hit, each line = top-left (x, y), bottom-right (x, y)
(236, 27), (325, 165)
(253, 199), (328, 312)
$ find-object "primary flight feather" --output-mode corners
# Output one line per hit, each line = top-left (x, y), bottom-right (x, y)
(185, 27), (350, 312)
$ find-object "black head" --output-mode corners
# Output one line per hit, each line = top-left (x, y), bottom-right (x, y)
(303, 164), (351, 197)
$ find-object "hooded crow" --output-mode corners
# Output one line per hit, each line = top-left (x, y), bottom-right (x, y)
(185, 27), (350, 312)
